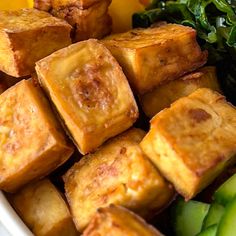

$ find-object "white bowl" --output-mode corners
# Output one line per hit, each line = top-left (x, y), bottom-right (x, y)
(0, 191), (33, 236)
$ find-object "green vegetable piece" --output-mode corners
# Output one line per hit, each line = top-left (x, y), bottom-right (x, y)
(217, 196), (236, 236)
(214, 173), (236, 206)
(197, 224), (218, 236)
(202, 203), (225, 229)
(172, 198), (210, 236)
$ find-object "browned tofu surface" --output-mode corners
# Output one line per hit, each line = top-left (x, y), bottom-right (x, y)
(0, 80), (74, 192)
(34, 0), (52, 11)
(36, 39), (138, 154)
(102, 24), (207, 94)
(9, 179), (77, 236)
(140, 66), (221, 117)
(64, 128), (174, 232)
(83, 205), (163, 236)
(0, 8), (72, 77)
(51, 0), (102, 9)
(141, 88), (236, 199)
(51, 0), (111, 41)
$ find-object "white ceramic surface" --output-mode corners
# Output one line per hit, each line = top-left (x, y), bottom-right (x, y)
(0, 191), (33, 236)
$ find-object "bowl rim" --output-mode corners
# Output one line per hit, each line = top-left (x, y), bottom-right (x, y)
(0, 191), (33, 236)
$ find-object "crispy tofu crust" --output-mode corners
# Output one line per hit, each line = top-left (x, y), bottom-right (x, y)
(83, 205), (163, 236)
(0, 80), (74, 192)
(51, 0), (101, 9)
(36, 39), (138, 154)
(34, 0), (52, 11)
(9, 179), (77, 236)
(51, 0), (111, 41)
(140, 66), (221, 117)
(102, 24), (207, 95)
(0, 8), (72, 77)
(63, 128), (174, 232)
(141, 88), (236, 200)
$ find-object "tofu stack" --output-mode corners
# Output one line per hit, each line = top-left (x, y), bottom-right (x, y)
(0, 7), (235, 236)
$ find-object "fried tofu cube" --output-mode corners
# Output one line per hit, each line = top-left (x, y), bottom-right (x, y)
(83, 205), (163, 236)
(0, 80), (74, 192)
(63, 128), (174, 231)
(140, 66), (221, 117)
(51, 0), (111, 42)
(51, 0), (101, 9)
(36, 39), (138, 154)
(9, 179), (77, 236)
(102, 24), (207, 95)
(34, 0), (52, 11)
(141, 88), (236, 200)
(0, 8), (72, 77)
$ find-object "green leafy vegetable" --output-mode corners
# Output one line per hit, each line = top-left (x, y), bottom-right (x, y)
(133, 0), (236, 104)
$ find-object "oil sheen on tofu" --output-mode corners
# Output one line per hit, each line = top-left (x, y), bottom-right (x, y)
(36, 39), (138, 154)
(83, 205), (163, 236)
(141, 88), (236, 200)
(0, 80), (74, 192)
(0, 8), (72, 77)
(63, 128), (174, 232)
(9, 179), (77, 236)
(102, 24), (207, 95)
(140, 66), (221, 117)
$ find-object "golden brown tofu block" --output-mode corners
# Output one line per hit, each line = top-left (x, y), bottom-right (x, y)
(83, 205), (163, 236)
(64, 128), (174, 232)
(0, 80), (74, 192)
(9, 179), (77, 236)
(34, 0), (52, 11)
(51, 0), (101, 9)
(50, 0), (112, 42)
(0, 8), (72, 77)
(102, 24), (207, 95)
(141, 88), (236, 200)
(36, 39), (138, 154)
(140, 66), (221, 117)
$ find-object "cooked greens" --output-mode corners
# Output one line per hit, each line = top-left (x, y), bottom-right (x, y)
(133, 0), (236, 104)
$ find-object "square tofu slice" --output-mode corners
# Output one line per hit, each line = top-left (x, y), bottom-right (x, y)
(36, 39), (138, 154)
(0, 80), (74, 192)
(141, 88), (236, 200)
(63, 128), (174, 232)
(9, 179), (77, 236)
(102, 24), (207, 95)
(83, 205), (163, 236)
(51, 0), (111, 41)
(140, 66), (221, 117)
(0, 8), (72, 77)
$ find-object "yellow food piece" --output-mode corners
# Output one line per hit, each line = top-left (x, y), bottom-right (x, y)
(140, 66), (221, 117)
(102, 24), (207, 95)
(63, 128), (174, 232)
(36, 39), (138, 154)
(109, 0), (145, 33)
(0, 8), (72, 77)
(10, 179), (77, 236)
(0, 80), (74, 192)
(141, 88), (236, 200)
(0, 0), (33, 10)
(83, 205), (163, 236)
